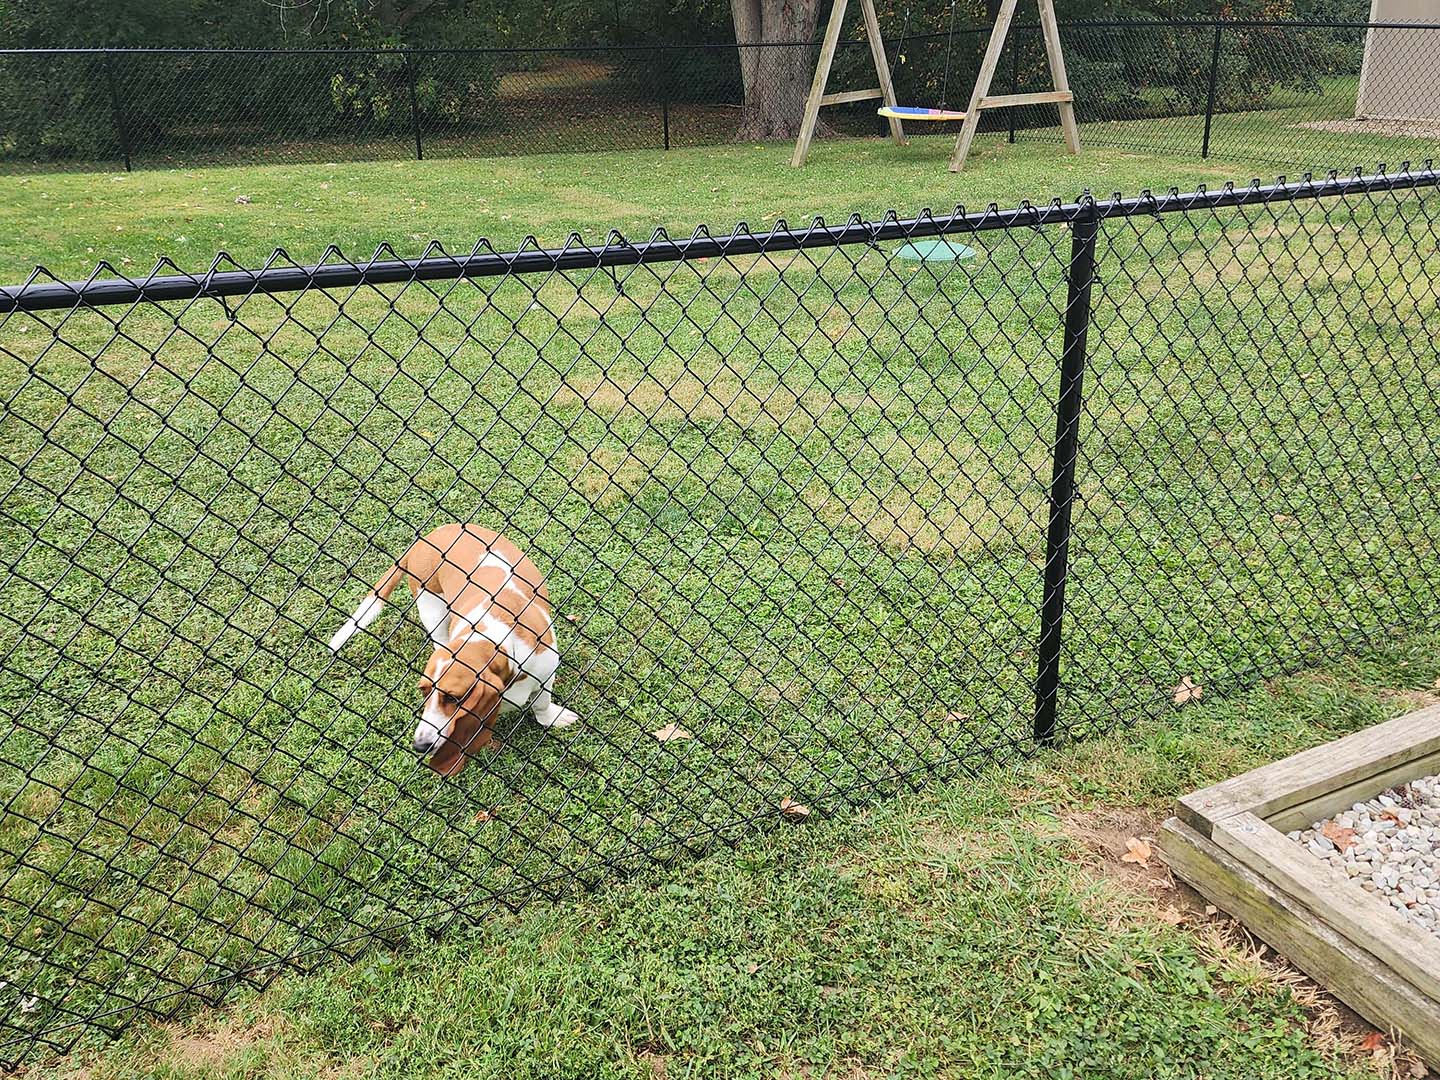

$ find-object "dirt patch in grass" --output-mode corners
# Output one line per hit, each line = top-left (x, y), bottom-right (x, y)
(167, 1019), (277, 1070)
(1060, 806), (1193, 914)
(55, 1004), (374, 1080)
(497, 59), (617, 101)
(551, 368), (868, 430)
(152, 1013), (290, 1075)
(637, 1047), (670, 1078)
(1299, 117), (1440, 141)
(1379, 684), (1440, 714)
(907, 818), (1006, 867)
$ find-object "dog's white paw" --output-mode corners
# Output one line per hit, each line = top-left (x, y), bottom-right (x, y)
(535, 706), (579, 729)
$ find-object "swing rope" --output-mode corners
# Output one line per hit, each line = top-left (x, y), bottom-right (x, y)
(889, 1), (913, 80)
(877, 0), (968, 122)
(937, 0), (958, 110)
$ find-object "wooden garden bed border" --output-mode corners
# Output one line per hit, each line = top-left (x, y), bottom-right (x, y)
(1161, 703), (1440, 1067)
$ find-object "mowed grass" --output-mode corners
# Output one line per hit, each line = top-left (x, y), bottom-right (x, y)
(57, 633), (1440, 1080)
(4, 98), (1429, 287)
(1019, 75), (1440, 176)
(0, 131), (1437, 1066)
(0, 137), (1227, 283)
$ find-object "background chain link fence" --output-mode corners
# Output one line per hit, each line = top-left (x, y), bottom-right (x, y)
(3, 20), (1440, 175)
(1, 167), (1438, 1064)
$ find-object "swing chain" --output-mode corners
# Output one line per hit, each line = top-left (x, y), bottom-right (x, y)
(890, 2), (913, 74)
(938, 0), (959, 111)
(892, 0), (960, 112)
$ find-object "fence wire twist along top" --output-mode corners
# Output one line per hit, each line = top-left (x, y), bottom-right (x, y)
(2, 166), (1439, 1065)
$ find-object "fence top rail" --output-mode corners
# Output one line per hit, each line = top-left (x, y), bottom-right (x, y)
(2, 167), (1434, 315)
(4, 17), (1439, 59)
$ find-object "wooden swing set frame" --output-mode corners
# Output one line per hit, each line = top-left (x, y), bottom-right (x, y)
(790, 0), (1081, 171)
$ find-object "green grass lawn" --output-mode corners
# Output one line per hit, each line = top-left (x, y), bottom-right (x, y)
(0, 137), (1240, 283)
(2, 130), (1438, 1074)
(1036, 75), (1437, 175)
(3, 86), (1431, 287)
(5, 100), (1429, 288)
(55, 634), (1440, 1079)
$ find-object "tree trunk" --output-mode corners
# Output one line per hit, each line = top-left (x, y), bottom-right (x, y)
(732, 0), (823, 140)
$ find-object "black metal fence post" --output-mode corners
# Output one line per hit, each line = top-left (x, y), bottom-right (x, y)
(1201, 20), (1222, 159)
(102, 50), (132, 173)
(660, 53), (672, 150)
(1033, 204), (1100, 743)
(406, 50), (424, 161)
(1008, 29), (1020, 144)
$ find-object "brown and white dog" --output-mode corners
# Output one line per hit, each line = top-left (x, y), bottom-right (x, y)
(328, 523), (577, 775)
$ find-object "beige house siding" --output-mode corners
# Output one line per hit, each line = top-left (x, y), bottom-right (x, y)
(1356, 0), (1440, 120)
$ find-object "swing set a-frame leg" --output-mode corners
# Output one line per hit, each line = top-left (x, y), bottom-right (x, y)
(948, 0), (1018, 172)
(791, 0), (1079, 171)
(791, 0), (904, 168)
(949, 0), (1079, 171)
(1038, 0), (1081, 154)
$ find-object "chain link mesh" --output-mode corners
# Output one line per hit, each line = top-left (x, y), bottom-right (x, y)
(0, 167), (1437, 1064)
(1003, 20), (1440, 171)
(4, 21), (1440, 174)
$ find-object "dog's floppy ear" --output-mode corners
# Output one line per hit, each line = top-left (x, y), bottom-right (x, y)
(440, 641), (510, 699)
(424, 643), (510, 777)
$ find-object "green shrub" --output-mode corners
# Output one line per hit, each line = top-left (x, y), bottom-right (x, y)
(0, 52), (120, 161)
(0, 0), (502, 163)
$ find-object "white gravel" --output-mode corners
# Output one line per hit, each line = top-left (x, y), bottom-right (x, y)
(1289, 775), (1440, 934)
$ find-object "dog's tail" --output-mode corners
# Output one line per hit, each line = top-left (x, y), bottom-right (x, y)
(328, 563), (406, 652)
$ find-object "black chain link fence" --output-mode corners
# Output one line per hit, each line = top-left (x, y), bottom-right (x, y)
(4, 20), (1439, 175)
(1000, 19), (1440, 171)
(1, 166), (1438, 1065)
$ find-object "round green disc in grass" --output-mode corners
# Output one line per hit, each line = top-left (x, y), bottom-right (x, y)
(894, 239), (977, 262)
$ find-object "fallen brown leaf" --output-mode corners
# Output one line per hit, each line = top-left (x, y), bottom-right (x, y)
(1321, 820), (1359, 852)
(474, 808), (494, 823)
(1157, 906), (1185, 925)
(1359, 1031), (1386, 1052)
(1204, 904), (1218, 916)
(1120, 836), (1153, 867)
(945, 710), (972, 723)
(651, 724), (692, 743)
(564, 613), (579, 623)
(779, 797), (810, 820)
(1172, 676), (1203, 706)
(1380, 809), (1403, 825)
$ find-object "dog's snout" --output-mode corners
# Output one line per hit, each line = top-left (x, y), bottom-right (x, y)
(413, 716), (445, 754)
(414, 692), (451, 755)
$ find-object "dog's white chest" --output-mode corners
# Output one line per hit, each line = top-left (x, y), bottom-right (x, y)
(501, 674), (541, 711)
